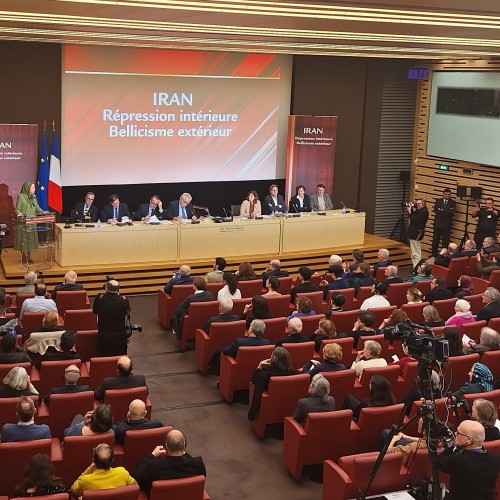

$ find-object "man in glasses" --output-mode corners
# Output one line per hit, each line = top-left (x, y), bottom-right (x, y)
(73, 192), (98, 222)
(436, 420), (500, 500)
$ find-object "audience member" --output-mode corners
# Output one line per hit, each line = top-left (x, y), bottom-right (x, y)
(205, 257), (226, 283)
(463, 326), (500, 354)
(476, 252), (500, 280)
(351, 340), (387, 379)
(322, 254), (342, 282)
(360, 282), (390, 310)
(408, 261), (433, 283)
(94, 356), (147, 402)
(1, 397), (50, 442)
(434, 243), (460, 267)
(43, 364), (90, 404)
(0, 333), (32, 364)
(482, 236), (498, 255)
(32, 310), (63, 332)
(301, 342), (346, 377)
(421, 305), (444, 327)
(476, 287), (500, 322)
(134, 428), (206, 498)
(445, 299), (475, 329)
(406, 287), (423, 303)
(221, 319), (269, 359)
(13, 453), (69, 497)
(36, 330), (81, 368)
(326, 292), (346, 317)
(0, 296), (22, 336)
(242, 295), (272, 329)
(381, 265), (404, 286)
(113, 399), (164, 446)
(288, 296), (316, 321)
(235, 261), (257, 281)
(472, 398), (500, 442)
(0, 366), (38, 399)
(348, 263), (374, 293)
(248, 346), (297, 421)
(338, 310), (377, 349)
(423, 277), (453, 304)
(275, 317), (308, 347)
(19, 283), (57, 320)
(456, 274), (475, 298)
(16, 271), (37, 295)
(442, 327), (463, 357)
(164, 265), (193, 294)
(71, 443), (137, 497)
(379, 309), (409, 331)
(372, 249), (392, 272)
(204, 299), (239, 333)
(309, 318), (336, 352)
(322, 265), (349, 299)
(217, 272), (241, 301)
(51, 270), (84, 300)
(452, 362), (493, 399)
(290, 266), (319, 304)
(292, 374), (335, 426)
(262, 276), (281, 296)
(457, 239), (478, 257)
(260, 259), (289, 286)
(64, 404), (114, 437)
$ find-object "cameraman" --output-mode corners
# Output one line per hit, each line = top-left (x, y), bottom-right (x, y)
(93, 279), (130, 356)
(407, 199), (429, 268)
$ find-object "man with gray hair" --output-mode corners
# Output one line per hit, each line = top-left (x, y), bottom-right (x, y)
(477, 287), (500, 322)
(113, 399), (163, 445)
(276, 317), (308, 347)
(164, 264), (193, 294)
(221, 319), (270, 359)
(351, 339), (387, 379)
(16, 271), (37, 295)
(166, 193), (197, 221)
(204, 298), (239, 333)
(482, 236), (497, 255)
(293, 373), (335, 426)
(372, 248), (392, 272)
(51, 270), (84, 300)
(463, 327), (500, 354)
(260, 258), (289, 286)
(381, 265), (404, 285)
(457, 239), (478, 257)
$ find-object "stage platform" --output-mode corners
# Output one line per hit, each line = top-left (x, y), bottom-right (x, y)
(0, 233), (410, 296)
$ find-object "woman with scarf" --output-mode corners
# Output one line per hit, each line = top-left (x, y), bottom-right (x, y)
(453, 362), (493, 400)
(456, 275), (475, 299)
(14, 181), (44, 262)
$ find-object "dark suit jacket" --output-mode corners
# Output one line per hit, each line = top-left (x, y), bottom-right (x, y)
(323, 279), (350, 299)
(290, 282), (319, 304)
(166, 200), (195, 220)
(292, 394), (335, 426)
(434, 252), (460, 268)
(134, 203), (164, 221)
(407, 207), (429, 240)
(433, 198), (456, 230)
(164, 276), (194, 294)
(73, 202), (99, 222)
(263, 194), (286, 214)
(372, 259), (392, 272)
(381, 277), (405, 287)
(275, 333), (309, 347)
(204, 313), (240, 333)
(175, 291), (214, 319)
(94, 373), (147, 402)
(1, 423), (51, 442)
(51, 282), (84, 300)
(259, 269), (289, 286)
(476, 301), (500, 322)
(222, 336), (269, 358)
(113, 417), (164, 445)
(289, 195), (311, 213)
(43, 384), (90, 404)
(101, 203), (132, 222)
(424, 287), (454, 304)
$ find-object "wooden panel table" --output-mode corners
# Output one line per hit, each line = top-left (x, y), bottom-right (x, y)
(281, 211), (365, 253)
(54, 222), (178, 266)
(178, 217), (281, 261)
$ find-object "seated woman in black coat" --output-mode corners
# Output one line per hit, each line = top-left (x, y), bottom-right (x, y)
(472, 398), (500, 441)
(293, 373), (335, 426)
(242, 295), (272, 329)
(301, 342), (346, 378)
(248, 346), (296, 421)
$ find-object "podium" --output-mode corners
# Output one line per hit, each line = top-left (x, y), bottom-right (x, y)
(19, 213), (56, 271)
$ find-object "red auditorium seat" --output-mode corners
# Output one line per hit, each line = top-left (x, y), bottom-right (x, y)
(329, 309), (360, 335)
(326, 288), (356, 311)
(447, 353), (480, 392)
(470, 277), (489, 294)
(264, 294), (292, 318)
(298, 314), (326, 336)
(401, 302), (430, 323)
(230, 297), (252, 316)
(149, 476), (210, 500)
(237, 279), (264, 298)
(280, 341), (315, 370)
(414, 280), (432, 296)
(277, 276), (293, 294)
(489, 269), (500, 290)
(261, 317), (287, 344)
(295, 291), (326, 314)
(481, 350), (500, 378)
(87, 356), (121, 390)
(83, 485), (140, 499)
(463, 389), (500, 407)
(34, 359), (89, 395)
(373, 267), (387, 282)
(64, 309), (98, 331)
(322, 369), (357, 406)
(466, 293), (486, 315)
(13, 293), (35, 317)
(356, 286), (373, 304)
(178, 300), (220, 351)
(432, 298), (458, 322)
(459, 320), (487, 341)
(353, 364), (401, 400)
(204, 282), (223, 298)
(55, 290), (90, 316)
(432, 257), (469, 288)
(75, 330), (99, 362)
(385, 282), (413, 308)
(367, 306), (396, 329)
(157, 285), (193, 329)
(319, 337), (355, 366)
(103, 386), (152, 421)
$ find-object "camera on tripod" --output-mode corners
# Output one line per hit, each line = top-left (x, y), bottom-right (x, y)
(401, 202), (415, 209)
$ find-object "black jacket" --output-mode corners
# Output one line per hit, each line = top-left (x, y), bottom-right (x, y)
(407, 206), (429, 240)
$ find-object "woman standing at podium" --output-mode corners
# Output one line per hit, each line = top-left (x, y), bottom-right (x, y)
(14, 181), (43, 263)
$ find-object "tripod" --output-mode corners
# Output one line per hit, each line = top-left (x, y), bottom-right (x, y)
(459, 197), (479, 249)
(390, 177), (409, 243)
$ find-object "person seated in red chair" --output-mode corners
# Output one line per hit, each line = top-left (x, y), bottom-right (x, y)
(71, 443), (137, 497)
(290, 266), (319, 304)
(64, 404), (114, 438)
(301, 342), (346, 378)
(476, 251), (500, 280)
(476, 287), (500, 322)
(1, 396), (50, 442)
(19, 283), (58, 320)
(51, 270), (84, 300)
(203, 299), (239, 333)
(380, 265), (405, 286)
(287, 296), (316, 322)
(94, 356), (147, 403)
(351, 340), (387, 379)
(220, 319), (269, 359)
(0, 333), (32, 365)
(337, 310), (377, 349)
(133, 428), (206, 498)
(163, 264), (193, 294)
(472, 398), (500, 442)
(16, 271), (37, 295)
(259, 258), (289, 287)
(0, 366), (38, 399)
(434, 242), (460, 268)
(321, 265), (350, 300)
(308, 318), (337, 352)
(462, 326), (500, 355)
(372, 248), (392, 272)
(445, 299), (475, 330)
(275, 317), (308, 347)
(113, 399), (163, 446)
(43, 364), (90, 404)
(34, 330), (81, 369)
(423, 277), (453, 304)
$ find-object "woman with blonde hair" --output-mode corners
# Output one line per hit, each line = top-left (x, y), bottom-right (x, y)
(309, 318), (336, 352)
(302, 342), (346, 377)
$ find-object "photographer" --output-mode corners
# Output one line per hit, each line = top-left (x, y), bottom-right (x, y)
(93, 279), (130, 356)
(0, 223), (9, 255)
(406, 199), (429, 268)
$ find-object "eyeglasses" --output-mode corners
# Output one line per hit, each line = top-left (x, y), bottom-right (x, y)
(454, 430), (472, 440)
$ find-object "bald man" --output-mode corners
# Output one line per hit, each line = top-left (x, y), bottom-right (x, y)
(436, 419), (500, 500)
(164, 265), (194, 294)
(275, 317), (308, 347)
(113, 399), (163, 445)
(94, 356), (146, 402)
(134, 428), (206, 497)
(43, 364), (90, 404)
(51, 270), (84, 300)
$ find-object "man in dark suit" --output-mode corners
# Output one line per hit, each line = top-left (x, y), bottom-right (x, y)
(275, 317), (308, 347)
(380, 265), (405, 286)
(94, 356), (147, 402)
(51, 270), (84, 299)
(174, 277), (214, 339)
(134, 195), (165, 221)
(204, 299), (239, 333)
(134, 428), (206, 498)
(290, 266), (319, 304)
(166, 193), (196, 220)
(263, 184), (286, 215)
(259, 258), (289, 286)
(322, 265), (350, 299)
(431, 188), (456, 257)
(472, 197), (499, 251)
(457, 239), (478, 257)
(44, 364), (90, 404)
(476, 287), (500, 322)
(101, 193), (132, 223)
(164, 265), (193, 294)
(1, 397), (51, 442)
(73, 192), (99, 222)
(372, 249), (392, 272)
(113, 399), (163, 446)
(423, 277), (454, 304)
(434, 243), (460, 268)
(221, 319), (269, 358)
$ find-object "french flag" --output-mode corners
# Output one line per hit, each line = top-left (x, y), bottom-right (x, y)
(48, 128), (63, 213)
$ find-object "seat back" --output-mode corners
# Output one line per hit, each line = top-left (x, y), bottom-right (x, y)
(374, 267), (387, 282)
(385, 282), (413, 308)
(48, 391), (95, 439)
(322, 369), (357, 405)
(393, 361), (419, 402)
(463, 389), (500, 407)
(299, 314), (326, 335)
(123, 426), (173, 472)
(83, 485), (140, 499)
(21, 311), (47, 336)
(481, 350), (500, 379)
(230, 298), (252, 316)
(180, 301), (220, 350)
(459, 320), (487, 341)
(329, 309), (360, 335)
(0, 395), (39, 430)
(38, 359), (84, 395)
(0, 362), (32, 385)
(356, 364), (401, 400)
(401, 302), (430, 323)
(356, 286), (373, 303)
(14, 293), (35, 317)
(367, 306), (397, 328)
(75, 330), (98, 362)
(277, 277), (293, 294)
(490, 269), (500, 290)
(415, 280), (433, 296)
(445, 257), (470, 287)
(264, 294), (292, 318)
(326, 288), (356, 311)
(295, 291), (325, 314)
(88, 356), (121, 389)
(309, 274), (322, 287)
(157, 286), (193, 329)
(320, 337), (355, 366)
(238, 280), (264, 298)
(432, 298), (458, 321)
(465, 293), (485, 315)
(470, 277), (490, 294)
(448, 353), (480, 391)
(281, 341), (315, 370)
(104, 386), (149, 421)
(56, 290), (89, 316)
(205, 282), (224, 297)
(64, 309), (97, 331)
(261, 317), (287, 344)
(150, 476), (207, 500)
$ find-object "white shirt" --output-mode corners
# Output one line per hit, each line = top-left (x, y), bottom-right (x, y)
(360, 294), (391, 311)
(218, 286), (242, 301)
(351, 357), (388, 378)
(20, 296), (58, 320)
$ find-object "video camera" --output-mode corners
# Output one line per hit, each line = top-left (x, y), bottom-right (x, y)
(0, 224), (10, 235)
(382, 319), (449, 364)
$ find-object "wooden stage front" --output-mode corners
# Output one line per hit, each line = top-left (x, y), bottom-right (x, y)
(0, 233), (410, 296)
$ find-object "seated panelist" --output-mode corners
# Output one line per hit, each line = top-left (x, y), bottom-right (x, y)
(73, 192), (98, 222)
(240, 190), (261, 218)
(135, 195), (164, 221)
(289, 185), (311, 213)
(310, 183), (333, 211)
(166, 193), (197, 221)
(263, 184), (286, 215)
(101, 194), (132, 224)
